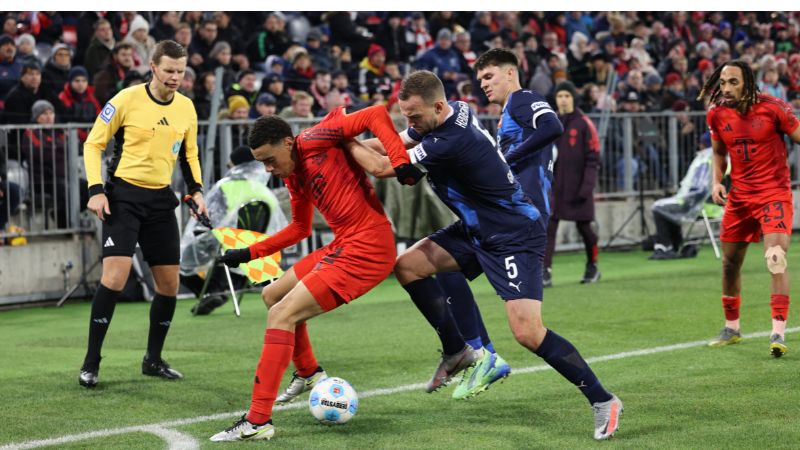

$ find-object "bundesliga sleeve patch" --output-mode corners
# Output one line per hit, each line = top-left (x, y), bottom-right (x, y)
(409, 143), (427, 164)
(99, 102), (116, 123)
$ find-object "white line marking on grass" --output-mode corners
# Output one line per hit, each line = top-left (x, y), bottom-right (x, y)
(141, 426), (199, 450)
(3, 327), (796, 450)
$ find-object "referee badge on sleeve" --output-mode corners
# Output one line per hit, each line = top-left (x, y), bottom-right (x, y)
(100, 103), (116, 123)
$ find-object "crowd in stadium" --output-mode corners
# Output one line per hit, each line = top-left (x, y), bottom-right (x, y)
(2, 11), (800, 125)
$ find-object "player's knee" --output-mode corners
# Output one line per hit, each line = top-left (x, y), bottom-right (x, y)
(100, 271), (128, 291)
(261, 285), (281, 308)
(765, 245), (788, 274)
(721, 255), (742, 275)
(394, 252), (431, 283)
(509, 321), (546, 351)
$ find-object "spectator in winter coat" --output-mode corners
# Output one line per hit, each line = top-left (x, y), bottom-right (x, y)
(252, 92), (277, 118)
(56, 66), (100, 130)
(205, 41), (236, 91)
(83, 18), (116, 78)
(189, 18), (218, 71)
(21, 100), (69, 227)
(150, 11), (179, 42)
(544, 82), (601, 287)
(41, 43), (72, 99)
(0, 35), (22, 101)
(246, 13), (291, 71)
(309, 70), (332, 115)
(376, 12), (414, 64)
(284, 51), (314, 93)
(406, 12), (433, 57)
(123, 15), (156, 75)
(414, 28), (470, 99)
(357, 43), (391, 101)
(278, 90), (314, 119)
(213, 11), (248, 71)
(92, 42), (135, 105)
(193, 71), (216, 121)
(226, 69), (259, 106)
(305, 29), (333, 73)
(3, 61), (58, 124)
(259, 72), (292, 111)
(14, 34), (39, 65)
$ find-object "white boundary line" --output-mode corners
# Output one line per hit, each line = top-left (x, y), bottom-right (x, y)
(2, 327), (796, 450)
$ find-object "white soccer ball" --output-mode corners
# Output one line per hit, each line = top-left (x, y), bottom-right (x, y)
(308, 376), (358, 424)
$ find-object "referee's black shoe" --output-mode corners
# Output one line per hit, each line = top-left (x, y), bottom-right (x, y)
(142, 357), (184, 380)
(79, 359), (100, 388)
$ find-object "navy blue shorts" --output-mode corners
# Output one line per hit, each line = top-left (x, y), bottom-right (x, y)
(429, 219), (547, 301)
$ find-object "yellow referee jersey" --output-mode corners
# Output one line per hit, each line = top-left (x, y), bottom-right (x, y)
(84, 83), (203, 197)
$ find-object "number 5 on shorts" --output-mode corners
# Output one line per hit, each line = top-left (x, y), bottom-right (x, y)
(505, 256), (518, 279)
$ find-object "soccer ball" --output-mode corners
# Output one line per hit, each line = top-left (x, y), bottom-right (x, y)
(308, 376), (358, 424)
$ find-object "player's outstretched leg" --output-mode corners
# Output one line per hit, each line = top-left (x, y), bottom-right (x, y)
(211, 279), (325, 441)
(402, 276), (476, 392)
(275, 322), (327, 404)
(506, 299), (621, 440)
(438, 271), (512, 397)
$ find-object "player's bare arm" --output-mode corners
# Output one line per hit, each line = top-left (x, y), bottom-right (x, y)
(343, 139), (395, 178)
(711, 138), (728, 205)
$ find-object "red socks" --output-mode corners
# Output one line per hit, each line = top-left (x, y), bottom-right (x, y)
(247, 328), (294, 425)
(721, 296), (741, 321)
(293, 322), (319, 378)
(771, 294), (790, 322)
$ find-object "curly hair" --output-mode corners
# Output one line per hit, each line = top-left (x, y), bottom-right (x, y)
(697, 59), (759, 114)
(248, 115), (293, 149)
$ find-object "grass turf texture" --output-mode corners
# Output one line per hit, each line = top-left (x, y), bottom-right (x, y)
(2, 242), (800, 449)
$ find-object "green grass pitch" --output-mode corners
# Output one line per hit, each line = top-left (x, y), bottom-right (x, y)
(1, 242), (800, 449)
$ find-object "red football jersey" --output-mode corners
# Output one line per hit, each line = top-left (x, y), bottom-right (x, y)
(707, 93), (800, 194)
(251, 106), (408, 259)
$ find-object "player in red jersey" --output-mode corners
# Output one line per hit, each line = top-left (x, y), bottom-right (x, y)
(209, 105), (422, 441)
(699, 60), (800, 357)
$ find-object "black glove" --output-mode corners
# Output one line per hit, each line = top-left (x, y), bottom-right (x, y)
(221, 248), (251, 268)
(394, 163), (425, 186)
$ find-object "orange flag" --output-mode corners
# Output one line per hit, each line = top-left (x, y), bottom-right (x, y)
(211, 227), (283, 283)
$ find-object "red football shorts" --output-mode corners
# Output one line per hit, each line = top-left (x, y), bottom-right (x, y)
(721, 190), (793, 243)
(294, 223), (396, 311)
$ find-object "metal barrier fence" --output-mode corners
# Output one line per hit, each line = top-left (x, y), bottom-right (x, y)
(4, 111), (800, 239)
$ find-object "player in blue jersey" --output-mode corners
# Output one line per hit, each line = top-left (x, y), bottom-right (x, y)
(347, 69), (622, 440)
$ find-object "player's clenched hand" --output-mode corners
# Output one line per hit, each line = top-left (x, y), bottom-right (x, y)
(711, 183), (727, 205)
(221, 248), (251, 267)
(87, 193), (111, 221)
(394, 163), (425, 186)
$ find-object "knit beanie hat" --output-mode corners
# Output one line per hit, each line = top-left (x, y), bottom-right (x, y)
(68, 65), (89, 82)
(31, 99), (55, 121)
(554, 81), (578, 100)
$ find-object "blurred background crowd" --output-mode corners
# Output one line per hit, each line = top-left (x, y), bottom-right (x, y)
(3, 11), (800, 126)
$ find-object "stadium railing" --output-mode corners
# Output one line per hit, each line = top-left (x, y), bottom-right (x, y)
(4, 112), (800, 242)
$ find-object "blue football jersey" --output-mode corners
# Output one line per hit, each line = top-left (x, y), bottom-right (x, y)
(497, 89), (557, 218)
(407, 101), (539, 245)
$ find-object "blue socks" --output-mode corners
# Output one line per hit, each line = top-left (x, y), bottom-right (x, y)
(437, 272), (496, 353)
(403, 277), (465, 355)
(534, 329), (612, 405)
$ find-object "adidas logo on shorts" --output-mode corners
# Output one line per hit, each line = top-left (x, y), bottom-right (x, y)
(104, 237), (115, 248)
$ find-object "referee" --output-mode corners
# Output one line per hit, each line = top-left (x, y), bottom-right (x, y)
(79, 40), (206, 388)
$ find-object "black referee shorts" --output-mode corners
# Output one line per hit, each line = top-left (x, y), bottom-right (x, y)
(101, 178), (181, 266)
